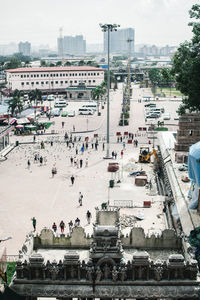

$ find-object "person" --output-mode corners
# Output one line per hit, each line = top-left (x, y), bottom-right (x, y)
(70, 156), (73, 166)
(33, 135), (36, 142)
(75, 217), (80, 226)
(85, 158), (88, 167)
(80, 159), (83, 168)
(79, 192), (83, 206)
(123, 142), (126, 149)
(86, 210), (92, 224)
(62, 121), (65, 128)
(73, 125), (75, 132)
(112, 151), (114, 159)
(135, 139), (138, 147)
(27, 159), (31, 169)
(68, 220), (73, 232)
(59, 220), (65, 233)
(121, 150), (124, 159)
(52, 222), (57, 233)
(50, 141), (53, 146)
(44, 157), (47, 165)
(114, 151), (117, 160)
(34, 154), (38, 163)
(52, 166), (57, 177)
(75, 147), (78, 155)
(32, 217), (36, 231)
(40, 156), (43, 165)
(71, 175), (75, 185)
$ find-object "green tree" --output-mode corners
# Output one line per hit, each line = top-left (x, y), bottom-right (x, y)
(40, 60), (47, 67)
(78, 60), (85, 66)
(8, 97), (23, 116)
(5, 57), (21, 69)
(56, 61), (62, 66)
(29, 89), (42, 121)
(64, 61), (71, 66)
(172, 4), (200, 113)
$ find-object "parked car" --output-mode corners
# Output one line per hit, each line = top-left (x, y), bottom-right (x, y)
(163, 114), (171, 120)
(68, 110), (75, 117)
(47, 95), (55, 101)
(42, 95), (47, 101)
(146, 113), (160, 119)
(144, 103), (156, 108)
(174, 115), (179, 120)
(61, 111), (68, 117)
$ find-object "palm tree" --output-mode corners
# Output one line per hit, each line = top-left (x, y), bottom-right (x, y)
(8, 97), (24, 117)
(28, 89), (42, 122)
(92, 85), (107, 113)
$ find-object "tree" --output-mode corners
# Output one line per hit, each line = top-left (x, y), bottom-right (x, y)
(5, 57), (21, 69)
(78, 60), (85, 66)
(172, 4), (200, 113)
(29, 89), (42, 121)
(40, 60), (47, 67)
(56, 61), (62, 66)
(8, 97), (23, 116)
(64, 61), (71, 66)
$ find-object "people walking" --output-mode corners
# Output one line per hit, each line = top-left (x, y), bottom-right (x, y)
(27, 159), (31, 169)
(86, 210), (92, 224)
(80, 159), (83, 168)
(52, 222), (57, 233)
(32, 217), (36, 231)
(59, 220), (65, 233)
(102, 142), (105, 151)
(40, 156), (43, 165)
(121, 150), (124, 159)
(114, 151), (117, 160)
(71, 175), (75, 185)
(68, 220), (73, 233)
(52, 166), (57, 177)
(85, 158), (88, 167)
(79, 192), (83, 206)
(75, 217), (80, 226)
(70, 156), (73, 166)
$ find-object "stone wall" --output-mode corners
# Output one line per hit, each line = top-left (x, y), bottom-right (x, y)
(122, 228), (182, 249)
(33, 227), (181, 250)
(96, 208), (120, 225)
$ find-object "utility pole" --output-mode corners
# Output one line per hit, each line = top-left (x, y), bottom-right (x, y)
(127, 38), (133, 103)
(100, 23), (120, 158)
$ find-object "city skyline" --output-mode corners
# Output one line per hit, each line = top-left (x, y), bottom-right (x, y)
(0, 0), (197, 48)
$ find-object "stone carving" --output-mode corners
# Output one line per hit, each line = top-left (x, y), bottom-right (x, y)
(154, 260), (164, 281)
(49, 260), (59, 280)
(95, 266), (102, 282)
(112, 265), (118, 281)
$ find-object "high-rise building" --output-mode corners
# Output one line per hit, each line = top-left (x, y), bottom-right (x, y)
(104, 27), (134, 55)
(57, 35), (86, 56)
(18, 41), (31, 56)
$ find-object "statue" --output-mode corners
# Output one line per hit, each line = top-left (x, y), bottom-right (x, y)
(112, 266), (118, 281)
(96, 266), (102, 282)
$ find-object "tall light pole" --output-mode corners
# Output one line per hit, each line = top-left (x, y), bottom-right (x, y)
(100, 23), (120, 158)
(127, 38), (133, 103)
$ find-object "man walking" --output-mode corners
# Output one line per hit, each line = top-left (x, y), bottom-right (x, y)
(71, 175), (75, 185)
(79, 192), (83, 206)
(86, 210), (92, 224)
(32, 217), (36, 231)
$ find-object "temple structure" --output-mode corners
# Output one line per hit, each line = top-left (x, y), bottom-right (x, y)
(10, 209), (199, 299)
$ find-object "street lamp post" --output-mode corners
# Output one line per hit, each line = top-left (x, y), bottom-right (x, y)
(100, 23), (120, 158)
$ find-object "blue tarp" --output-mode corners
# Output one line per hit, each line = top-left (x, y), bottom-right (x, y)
(188, 141), (200, 187)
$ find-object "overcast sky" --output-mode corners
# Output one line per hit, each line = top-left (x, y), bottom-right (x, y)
(0, 0), (198, 47)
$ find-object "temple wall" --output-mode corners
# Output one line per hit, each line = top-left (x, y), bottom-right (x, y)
(122, 228), (182, 249)
(33, 227), (181, 250)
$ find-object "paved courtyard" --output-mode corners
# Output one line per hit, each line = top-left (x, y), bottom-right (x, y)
(0, 84), (181, 256)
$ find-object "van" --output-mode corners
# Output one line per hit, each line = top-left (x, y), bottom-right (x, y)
(82, 103), (97, 111)
(54, 99), (67, 108)
(78, 108), (94, 115)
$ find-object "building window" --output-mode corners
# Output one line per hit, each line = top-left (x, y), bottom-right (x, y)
(69, 74), (72, 76)
(31, 82), (34, 85)
(56, 74), (58, 77)
(75, 80), (77, 83)
(41, 74), (43, 77)
(37, 74), (39, 77)
(51, 81), (54, 85)
(72, 73), (74, 76)
(36, 82), (39, 85)
(27, 75), (29, 78)
(63, 74), (65, 76)
(94, 73), (96, 76)
(34, 75), (36, 77)
(31, 75), (33, 78)
(93, 80), (95, 83)
(60, 74), (62, 77)
(70, 80), (73, 84)
(65, 81), (68, 83)
(60, 81), (63, 84)
(21, 82), (24, 85)
(88, 73), (90, 76)
(79, 73), (81, 76)
(50, 74), (53, 77)
(46, 81), (48, 84)
(89, 80), (91, 83)
(46, 74), (49, 77)
(55, 81), (58, 84)
(26, 82), (29, 85)
(41, 81), (44, 84)
(44, 74), (46, 77)
(85, 73), (86, 76)
(21, 75), (23, 78)
(75, 73), (77, 76)
(24, 75), (26, 78)
(97, 73), (99, 75)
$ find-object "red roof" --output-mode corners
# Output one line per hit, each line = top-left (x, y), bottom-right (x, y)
(6, 66), (104, 73)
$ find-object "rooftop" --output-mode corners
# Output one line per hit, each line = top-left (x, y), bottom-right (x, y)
(6, 66), (104, 73)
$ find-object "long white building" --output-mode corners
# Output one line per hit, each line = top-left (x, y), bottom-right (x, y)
(6, 66), (104, 93)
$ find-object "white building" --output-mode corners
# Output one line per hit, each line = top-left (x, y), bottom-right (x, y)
(6, 66), (104, 93)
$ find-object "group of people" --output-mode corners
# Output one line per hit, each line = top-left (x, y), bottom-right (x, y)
(52, 216), (83, 234)
(70, 156), (88, 168)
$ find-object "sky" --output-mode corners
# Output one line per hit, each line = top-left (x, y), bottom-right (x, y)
(0, 0), (199, 48)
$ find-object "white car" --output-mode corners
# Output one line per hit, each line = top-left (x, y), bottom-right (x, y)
(174, 115), (179, 120)
(163, 114), (171, 120)
(68, 110), (75, 117)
